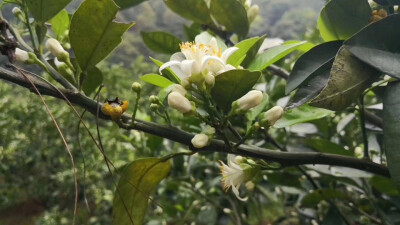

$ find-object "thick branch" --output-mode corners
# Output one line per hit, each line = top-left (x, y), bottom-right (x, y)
(0, 66), (390, 177)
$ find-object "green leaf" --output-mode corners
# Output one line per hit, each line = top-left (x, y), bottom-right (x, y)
(69, 0), (135, 71)
(301, 189), (347, 207)
(149, 57), (180, 84)
(227, 36), (265, 67)
(318, 0), (371, 41)
(163, 0), (212, 25)
(345, 14), (400, 79)
(286, 62), (332, 109)
(184, 23), (202, 42)
(248, 41), (307, 71)
(141, 31), (182, 55)
(286, 41), (343, 94)
(274, 104), (333, 128)
(304, 139), (353, 156)
(112, 158), (171, 225)
(383, 81), (400, 193)
(370, 176), (399, 196)
(267, 172), (303, 189)
(114, 0), (147, 9)
(322, 207), (348, 225)
(25, 0), (72, 22)
(82, 66), (104, 96)
(310, 47), (379, 111)
(140, 74), (174, 88)
(209, 0), (249, 38)
(211, 69), (261, 111)
(50, 9), (70, 39)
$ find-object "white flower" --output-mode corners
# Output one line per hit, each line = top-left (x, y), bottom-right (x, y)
(159, 33), (238, 82)
(45, 38), (66, 58)
(15, 48), (29, 62)
(191, 133), (209, 148)
(236, 90), (263, 112)
(167, 91), (192, 114)
(219, 155), (258, 201)
(262, 106), (284, 126)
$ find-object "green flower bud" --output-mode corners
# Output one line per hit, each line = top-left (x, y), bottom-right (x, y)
(149, 95), (159, 104)
(150, 103), (159, 111)
(131, 82), (142, 93)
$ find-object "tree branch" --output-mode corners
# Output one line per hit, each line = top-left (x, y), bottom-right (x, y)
(0, 66), (390, 177)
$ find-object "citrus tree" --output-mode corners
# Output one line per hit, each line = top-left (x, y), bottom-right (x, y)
(0, 0), (400, 224)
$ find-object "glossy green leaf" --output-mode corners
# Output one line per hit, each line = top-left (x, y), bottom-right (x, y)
(163, 0), (212, 25)
(322, 207), (347, 225)
(310, 47), (379, 111)
(301, 189), (347, 207)
(274, 104), (333, 128)
(211, 69), (261, 111)
(383, 81), (400, 192)
(114, 0), (147, 9)
(82, 67), (104, 96)
(267, 172), (303, 189)
(286, 62), (332, 109)
(370, 176), (399, 196)
(141, 31), (181, 54)
(286, 41), (343, 94)
(149, 57), (180, 84)
(113, 158), (171, 225)
(227, 36), (265, 67)
(184, 23), (202, 42)
(50, 9), (70, 39)
(25, 0), (72, 22)
(69, 0), (135, 71)
(304, 139), (353, 156)
(140, 74), (174, 88)
(318, 0), (371, 41)
(210, 0), (249, 37)
(248, 41), (307, 71)
(345, 14), (400, 79)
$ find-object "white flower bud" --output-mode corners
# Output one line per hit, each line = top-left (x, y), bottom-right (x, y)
(12, 7), (22, 16)
(236, 90), (263, 112)
(247, 5), (259, 23)
(172, 84), (187, 96)
(45, 38), (66, 58)
(15, 48), (29, 63)
(245, 181), (255, 191)
(191, 133), (209, 148)
(263, 106), (284, 126)
(168, 91), (192, 114)
(205, 73), (215, 87)
(131, 82), (142, 93)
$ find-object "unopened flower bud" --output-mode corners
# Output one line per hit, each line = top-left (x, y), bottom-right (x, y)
(233, 90), (263, 113)
(12, 7), (22, 17)
(15, 48), (30, 63)
(205, 73), (215, 88)
(181, 77), (191, 89)
(261, 106), (284, 127)
(54, 58), (75, 83)
(149, 95), (159, 104)
(245, 181), (255, 191)
(45, 38), (66, 58)
(247, 5), (259, 23)
(354, 146), (363, 158)
(168, 91), (192, 114)
(172, 84), (187, 96)
(131, 82), (142, 93)
(150, 103), (159, 111)
(191, 133), (209, 148)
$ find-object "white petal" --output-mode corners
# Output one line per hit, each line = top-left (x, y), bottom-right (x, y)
(159, 60), (181, 74)
(195, 31), (213, 45)
(221, 47), (239, 63)
(231, 181), (248, 201)
(170, 52), (186, 61)
(180, 60), (196, 76)
(202, 56), (225, 69)
(209, 38), (218, 50)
